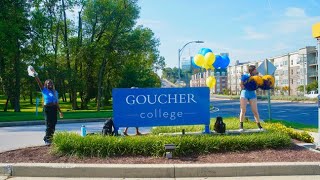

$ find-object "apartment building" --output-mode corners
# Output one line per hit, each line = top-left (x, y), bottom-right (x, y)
(190, 69), (228, 94)
(227, 46), (317, 96)
(227, 61), (260, 95)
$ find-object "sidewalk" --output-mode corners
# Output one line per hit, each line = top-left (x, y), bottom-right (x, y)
(1, 162), (320, 178)
(2, 176), (320, 180)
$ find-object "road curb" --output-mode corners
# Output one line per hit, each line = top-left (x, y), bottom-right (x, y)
(0, 118), (106, 127)
(1, 162), (320, 178)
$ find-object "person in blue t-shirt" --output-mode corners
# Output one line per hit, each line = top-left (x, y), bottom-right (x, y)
(31, 68), (63, 145)
(239, 65), (263, 131)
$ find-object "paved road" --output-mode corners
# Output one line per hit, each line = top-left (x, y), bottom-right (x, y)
(0, 122), (151, 153)
(211, 99), (317, 126)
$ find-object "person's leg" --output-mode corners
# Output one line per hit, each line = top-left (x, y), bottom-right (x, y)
(43, 106), (50, 143)
(123, 127), (129, 136)
(239, 97), (248, 130)
(44, 106), (56, 144)
(249, 98), (263, 129)
(135, 127), (141, 135)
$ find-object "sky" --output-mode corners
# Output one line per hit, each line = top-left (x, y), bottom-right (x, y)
(136, 0), (320, 68)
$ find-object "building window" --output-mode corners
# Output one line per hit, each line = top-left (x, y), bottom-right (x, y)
(291, 69), (293, 75)
(291, 60), (293, 65)
(291, 79), (293, 84)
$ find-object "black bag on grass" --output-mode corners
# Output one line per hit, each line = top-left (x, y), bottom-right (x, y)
(214, 116), (226, 133)
(102, 118), (114, 136)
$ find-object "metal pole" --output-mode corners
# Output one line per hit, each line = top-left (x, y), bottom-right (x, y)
(317, 38), (320, 148)
(265, 59), (272, 120)
(303, 54), (306, 95)
(178, 40), (204, 87)
(178, 49), (181, 85)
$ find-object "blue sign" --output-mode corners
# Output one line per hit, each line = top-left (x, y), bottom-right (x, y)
(112, 87), (210, 133)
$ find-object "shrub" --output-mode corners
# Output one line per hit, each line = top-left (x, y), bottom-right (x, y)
(151, 117), (314, 143)
(263, 123), (314, 143)
(52, 131), (291, 158)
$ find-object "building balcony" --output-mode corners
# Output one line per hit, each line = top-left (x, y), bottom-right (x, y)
(309, 72), (318, 77)
(309, 57), (318, 66)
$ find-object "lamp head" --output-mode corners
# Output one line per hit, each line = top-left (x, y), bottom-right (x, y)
(195, 40), (204, 43)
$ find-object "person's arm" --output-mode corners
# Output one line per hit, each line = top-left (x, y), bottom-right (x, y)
(30, 67), (43, 90)
(55, 91), (63, 118)
(240, 81), (244, 90)
(34, 76), (44, 90)
(57, 102), (63, 118)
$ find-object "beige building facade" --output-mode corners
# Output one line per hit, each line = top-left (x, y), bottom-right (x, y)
(227, 46), (318, 96)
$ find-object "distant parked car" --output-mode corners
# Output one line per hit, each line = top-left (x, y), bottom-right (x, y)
(304, 90), (318, 98)
(175, 80), (186, 87)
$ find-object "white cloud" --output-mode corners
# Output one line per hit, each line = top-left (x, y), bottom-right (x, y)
(242, 27), (269, 40)
(273, 11), (320, 34)
(285, 7), (306, 18)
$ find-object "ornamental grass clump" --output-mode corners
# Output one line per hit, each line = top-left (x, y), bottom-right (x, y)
(52, 131), (291, 158)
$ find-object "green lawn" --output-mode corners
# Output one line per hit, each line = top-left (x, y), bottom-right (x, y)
(0, 95), (112, 122)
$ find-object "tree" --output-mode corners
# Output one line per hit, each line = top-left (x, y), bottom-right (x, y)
(306, 80), (318, 93)
(0, 0), (30, 112)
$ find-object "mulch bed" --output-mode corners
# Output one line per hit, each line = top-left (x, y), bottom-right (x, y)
(1, 140), (320, 164)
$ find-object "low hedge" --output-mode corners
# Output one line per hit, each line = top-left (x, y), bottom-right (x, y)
(52, 131), (291, 158)
(152, 118), (314, 143)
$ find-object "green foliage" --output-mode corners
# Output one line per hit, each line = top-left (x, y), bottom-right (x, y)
(270, 95), (316, 101)
(263, 123), (314, 143)
(151, 117), (314, 143)
(52, 131), (291, 157)
(265, 119), (317, 132)
(161, 67), (179, 83)
(0, 0), (164, 112)
(306, 80), (318, 93)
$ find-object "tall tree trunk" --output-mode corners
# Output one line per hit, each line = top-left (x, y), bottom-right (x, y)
(62, 0), (76, 108)
(97, 57), (107, 111)
(4, 97), (9, 112)
(29, 88), (33, 105)
(13, 39), (20, 112)
(96, 15), (123, 111)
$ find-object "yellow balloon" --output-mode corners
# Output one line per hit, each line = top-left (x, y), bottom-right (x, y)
(262, 75), (275, 87)
(206, 76), (216, 88)
(203, 63), (210, 70)
(209, 65), (215, 70)
(204, 52), (216, 66)
(249, 76), (263, 86)
(194, 54), (205, 67)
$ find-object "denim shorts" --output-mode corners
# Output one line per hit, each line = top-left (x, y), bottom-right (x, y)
(240, 90), (257, 100)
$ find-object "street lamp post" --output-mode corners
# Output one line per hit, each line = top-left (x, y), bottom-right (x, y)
(312, 22), (320, 149)
(178, 40), (204, 86)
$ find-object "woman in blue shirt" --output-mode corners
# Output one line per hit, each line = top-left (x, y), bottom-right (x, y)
(239, 65), (263, 131)
(31, 68), (63, 145)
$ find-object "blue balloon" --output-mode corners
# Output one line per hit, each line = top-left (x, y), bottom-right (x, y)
(198, 48), (206, 55)
(241, 74), (250, 82)
(213, 55), (223, 69)
(220, 55), (230, 69)
(198, 48), (212, 56)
